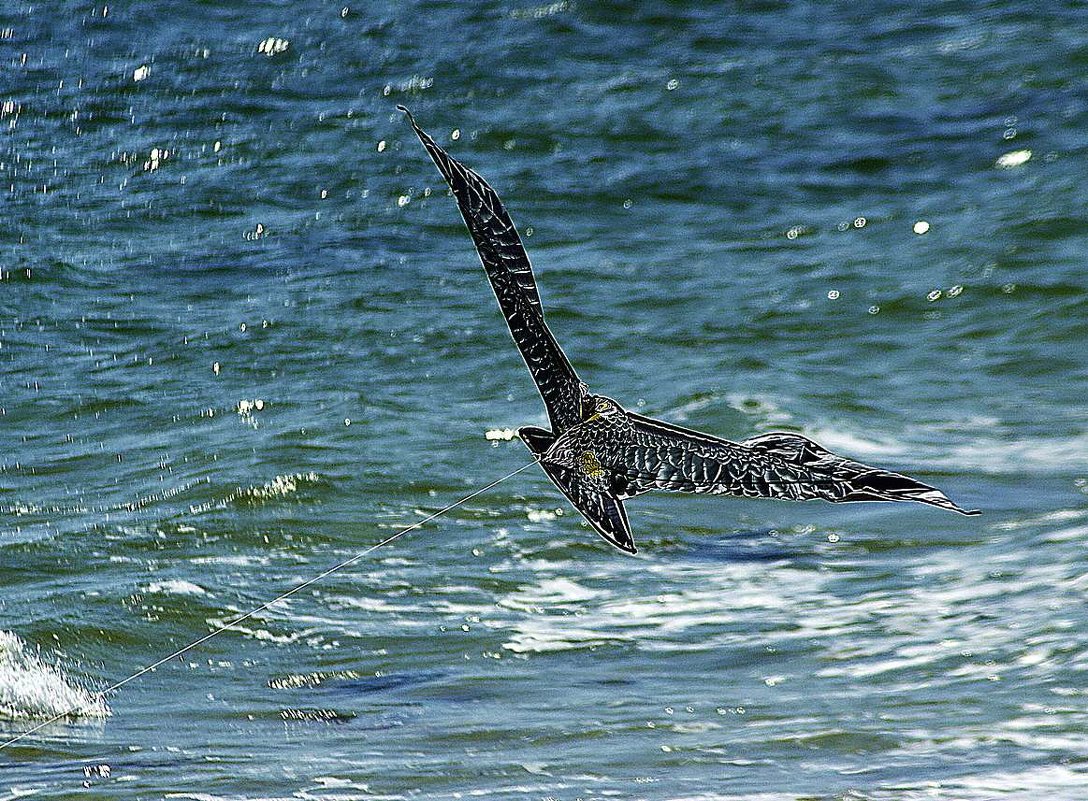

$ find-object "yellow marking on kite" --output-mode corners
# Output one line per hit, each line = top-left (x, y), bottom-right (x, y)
(581, 451), (605, 480)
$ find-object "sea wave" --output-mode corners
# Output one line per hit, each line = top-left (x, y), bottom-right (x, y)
(188, 472), (323, 514)
(0, 631), (109, 721)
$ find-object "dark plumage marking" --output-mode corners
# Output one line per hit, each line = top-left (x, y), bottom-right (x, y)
(400, 107), (979, 554)
(399, 106), (584, 436)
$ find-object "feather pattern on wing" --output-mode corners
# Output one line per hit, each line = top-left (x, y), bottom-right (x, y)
(401, 107), (585, 434)
(519, 426), (636, 553)
(622, 413), (979, 515)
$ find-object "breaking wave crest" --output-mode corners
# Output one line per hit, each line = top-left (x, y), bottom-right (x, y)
(0, 631), (109, 721)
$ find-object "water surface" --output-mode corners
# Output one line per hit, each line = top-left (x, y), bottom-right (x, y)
(2, 2), (1087, 798)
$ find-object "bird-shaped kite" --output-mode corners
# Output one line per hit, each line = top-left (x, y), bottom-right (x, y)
(400, 107), (978, 553)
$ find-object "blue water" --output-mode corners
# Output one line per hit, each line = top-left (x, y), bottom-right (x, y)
(2, 2), (1087, 798)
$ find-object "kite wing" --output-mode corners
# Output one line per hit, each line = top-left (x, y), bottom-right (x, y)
(401, 107), (585, 434)
(625, 413), (980, 515)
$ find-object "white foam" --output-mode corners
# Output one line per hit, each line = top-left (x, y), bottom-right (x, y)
(203, 619), (305, 645)
(995, 508), (1088, 532)
(803, 426), (907, 459)
(947, 430), (1088, 472)
(996, 149), (1032, 168)
(498, 565), (813, 654)
(145, 579), (207, 597)
(256, 37), (289, 56)
(502, 620), (630, 654)
(495, 535), (1082, 678)
(874, 765), (1087, 800)
(0, 631), (109, 721)
(189, 472), (319, 514)
(805, 421), (1088, 474)
(526, 508), (559, 522)
(498, 578), (607, 612)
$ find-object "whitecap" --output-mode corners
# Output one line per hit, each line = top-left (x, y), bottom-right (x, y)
(499, 577), (607, 612)
(526, 508), (559, 522)
(874, 765), (1087, 800)
(802, 426), (907, 459)
(0, 631), (109, 721)
(801, 422), (1088, 474)
(947, 430), (1088, 472)
(502, 620), (630, 654)
(188, 472), (320, 514)
(145, 579), (207, 597)
(202, 615), (310, 645)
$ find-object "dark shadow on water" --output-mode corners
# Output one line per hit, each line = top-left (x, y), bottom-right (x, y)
(680, 527), (806, 564)
(326, 669), (446, 696)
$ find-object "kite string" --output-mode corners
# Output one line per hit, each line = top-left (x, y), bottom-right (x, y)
(0, 459), (538, 752)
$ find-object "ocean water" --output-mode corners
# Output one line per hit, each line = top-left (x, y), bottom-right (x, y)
(1, 1), (1087, 798)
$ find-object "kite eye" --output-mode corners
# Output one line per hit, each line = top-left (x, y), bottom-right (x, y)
(583, 396), (617, 422)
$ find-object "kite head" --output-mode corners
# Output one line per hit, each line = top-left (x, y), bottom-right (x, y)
(583, 395), (623, 423)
